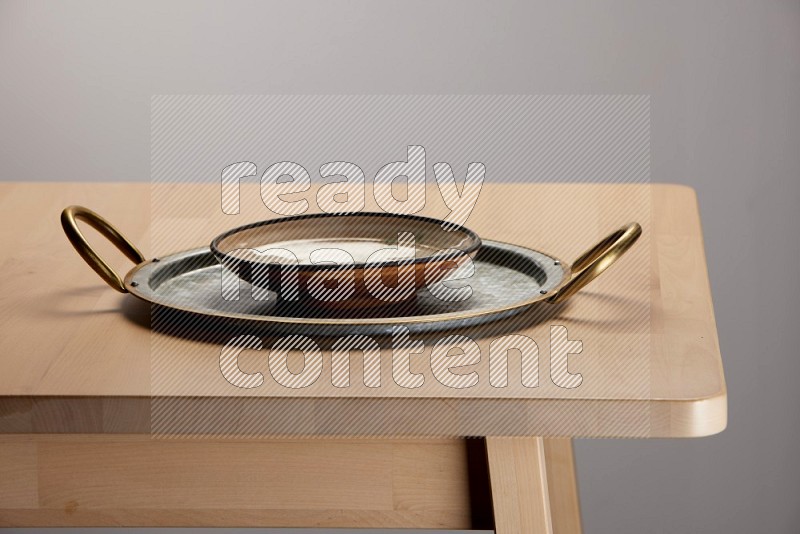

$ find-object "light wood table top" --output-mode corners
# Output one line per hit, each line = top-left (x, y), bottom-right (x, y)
(0, 182), (726, 438)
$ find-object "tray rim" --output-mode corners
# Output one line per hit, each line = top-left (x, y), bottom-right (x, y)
(124, 238), (570, 327)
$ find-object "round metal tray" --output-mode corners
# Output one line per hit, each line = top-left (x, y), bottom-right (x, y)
(127, 240), (567, 335)
(60, 205), (641, 336)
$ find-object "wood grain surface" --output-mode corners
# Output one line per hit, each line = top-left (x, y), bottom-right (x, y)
(0, 434), (480, 528)
(0, 182), (726, 438)
(0, 433), (586, 530)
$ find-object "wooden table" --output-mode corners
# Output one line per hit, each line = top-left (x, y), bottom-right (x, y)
(0, 182), (726, 532)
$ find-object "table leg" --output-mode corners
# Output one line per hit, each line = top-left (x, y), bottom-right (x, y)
(485, 437), (582, 534)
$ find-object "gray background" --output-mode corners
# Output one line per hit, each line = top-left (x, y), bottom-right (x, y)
(1, 1), (798, 533)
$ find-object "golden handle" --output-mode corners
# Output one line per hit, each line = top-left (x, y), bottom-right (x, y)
(548, 222), (642, 304)
(60, 205), (146, 293)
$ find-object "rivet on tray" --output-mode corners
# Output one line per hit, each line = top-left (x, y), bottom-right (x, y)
(152, 258), (160, 262)
(130, 281), (139, 287)
(554, 260), (561, 265)
(540, 289), (548, 295)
